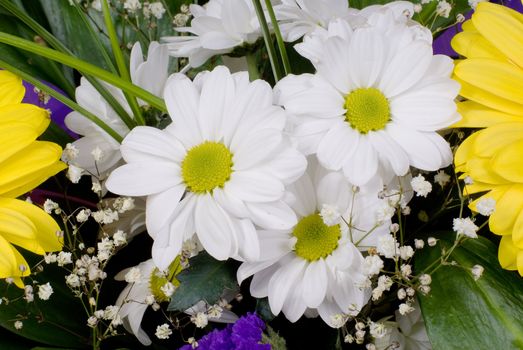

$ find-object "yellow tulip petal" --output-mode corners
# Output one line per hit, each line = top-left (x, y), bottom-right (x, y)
(454, 101), (522, 128)
(455, 76), (523, 116)
(489, 185), (523, 235)
(467, 158), (510, 185)
(0, 206), (44, 254)
(0, 123), (39, 164)
(0, 104), (50, 135)
(473, 122), (523, 158)
(492, 138), (523, 183)
(473, 2), (523, 67)
(0, 71), (24, 107)
(0, 141), (66, 198)
(0, 234), (30, 279)
(0, 198), (62, 252)
(451, 31), (505, 60)
(455, 59), (523, 105)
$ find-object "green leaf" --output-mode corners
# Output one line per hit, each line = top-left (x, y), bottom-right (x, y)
(261, 326), (287, 350)
(416, 232), (523, 349)
(0, 252), (90, 349)
(256, 297), (276, 322)
(168, 253), (239, 311)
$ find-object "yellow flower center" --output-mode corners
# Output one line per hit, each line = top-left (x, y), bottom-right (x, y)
(344, 88), (390, 134)
(293, 214), (341, 261)
(181, 141), (233, 194)
(149, 257), (183, 302)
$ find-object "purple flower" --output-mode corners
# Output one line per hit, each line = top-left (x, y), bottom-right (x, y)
(22, 80), (77, 138)
(179, 313), (270, 350)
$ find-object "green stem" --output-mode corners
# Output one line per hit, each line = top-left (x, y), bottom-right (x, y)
(246, 53), (260, 81)
(0, 32), (166, 111)
(101, 0), (145, 126)
(0, 59), (123, 143)
(251, 0), (282, 82)
(263, 0), (291, 76)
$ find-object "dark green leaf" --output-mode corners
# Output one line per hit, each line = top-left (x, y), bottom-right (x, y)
(256, 297), (276, 322)
(0, 251), (90, 349)
(168, 253), (238, 311)
(416, 232), (523, 349)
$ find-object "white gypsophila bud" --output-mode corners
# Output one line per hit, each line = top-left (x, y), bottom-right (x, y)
(98, 237), (114, 253)
(453, 217), (479, 238)
(173, 13), (190, 27)
(377, 235), (399, 259)
(155, 324), (172, 339)
(87, 316), (98, 327)
(91, 181), (102, 194)
(355, 322), (366, 331)
(398, 303), (415, 315)
(414, 239), (425, 249)
(124, 0), (141, 13)
(464, 176), (473, 185)
(142, 2), (151, 18)
(149, 2), (166, 19)
(14, 320), (23, 330)
(366, 344), (377, 350)
(369, 322), (387, 339)
(94, 310), (104, 318)
(207, 305), (223, 318)
(468, 0), (486, 9)
(363, 255), (384, 276)
(399, 246), (414, 260)
(44, 253), (57, 264)
(414, 3), (423, 12)
(57, 251), (73, 266)
(91, 0), (102, 11)
(24, 285), (34, 303)
(63, 143), (79, 162)
(113, 230), (127, 246)
(37, 283), (53, 300)
(389, 223), (400, 234)
(355, 330), (366, 341)
(397, 288), (407, 300)
(65, 274), (81, 288)
(152, 302), (161, 311)
(372, 287), (384, 301)
(419, 285), (431, 295)
(103, 305), (119, 320)
(436, 0), (452, 17)
(320, 203), (341, 226)
(76, 209), (91, 223)
(376, 200), (396, 223)
(330, 314), (348, 328)
(476, 198), (496, 216)
(419, 274), (432, 285)
(400, 264), (412, 277)
(67, 164), (84, 184)
(111, 314), (123, 326)
(188, 337), (198, 349)
(411, 174), (432, 197)
(161, 282), (176, 298)
(377, 275), (393, 291)
(113, 197), (135, 213)
(124, 267), (142, 283)
(145, 295), (156, 305)
(91, 147), (104, 162)
(471, 264), (484, 281)
(5, 277), (13, 284)
(406, 287), (415, 297)
(191, 312), (209, 328)
(434, 170), (451, 188)
(427, 237), (437, 247)
(345, 334), (355, 343)
(401, 206), (411, 215)
(43, 199), (59, 214)
(456, 13), (465, 22)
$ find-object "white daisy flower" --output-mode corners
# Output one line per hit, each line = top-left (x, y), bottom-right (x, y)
(106, 66), (306, 269)
(237, 160), (391, 327)
(115, 258), (238, 346)
(163, 0), (276, 68)
(64, 42), (169, 175)
(275, 7), (458, 187)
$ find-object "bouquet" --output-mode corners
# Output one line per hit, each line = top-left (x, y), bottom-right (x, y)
(0, 0), (522, 349)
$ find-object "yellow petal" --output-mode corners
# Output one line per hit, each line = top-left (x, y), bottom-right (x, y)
(461, 18), (477, 32)
(451, 31), (505, 60)
(0, 71), (24, 107)
(492, 138), (523, 183)
(499, 235), (519, 270)
(0, 206), (43, 254)
(454, 76), (523, 116)
(467, 158), (510, 185)
(455, 59), (523, 105)
(0, 198), (62, 252)
(469, 187), (506, 213)
(518, 250), (523, 276)
(453, 101), (522, 128)
(0, 141), (66, 198)
(472, 122), (523, 158)
(0, 234), (30, 280)
(0, 104), (50, 136)
(489, 185), (523, 235)
(512, 209), (523, 249)
(454, 131), (479, 171)
(464, 181), (498, 195)
(0, 122), (39, 164)
(472, 3), (523, 67)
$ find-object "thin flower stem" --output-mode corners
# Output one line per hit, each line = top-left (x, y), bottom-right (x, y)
(246, 52), (260, 81)
(101, 0), (145, 126)
(251, 0), (283, 82)
(0, 32), (167, 112)
(0, 59), (123, 143)
(263, 0), (291, 76)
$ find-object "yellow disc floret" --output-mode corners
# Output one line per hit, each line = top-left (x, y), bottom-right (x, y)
(344, 88), (390, 134)
(181, 141), (233, 194)
(293, 214), (341, 261)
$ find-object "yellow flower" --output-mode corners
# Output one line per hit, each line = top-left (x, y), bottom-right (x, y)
(0, 70), (67, 287)
(452, 2), (523, 275)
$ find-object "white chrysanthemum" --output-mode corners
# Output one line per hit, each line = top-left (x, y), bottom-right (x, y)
(115, 258), (238, 346)
(237, 161), (391, 327)
(163, 0), (276, 68)
(275, 8), (459, 188)
(106, 66), (306, 269)
(64, 42), (169, 175)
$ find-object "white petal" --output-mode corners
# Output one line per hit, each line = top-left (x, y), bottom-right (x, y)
(316, 171), (351, 212)
(234, 218), (260, 262)
(287, 171), (316, 217)
(348, 27), (385, 88)
(368, 130), (410, 176)
(260, 145), (307, 185)
(268, 257), (307, 315)
(342, 137), (378, 186)
(317, 122), (359, 170)
(106, 162), (182, 196)
(317, 299), (344, 327)
(232, 129), (282, 170)
(315, 36), (352, 92)
(302, 260), (328, 308)
(282, 279), (307, 322)
(246, 201), (297, 230)
(249, 263), (280, 298)
(200, 31), (240, 50)
(146, 184), (185, 233)
(213, 187), (249, 217)
(226, 171), (284, 203)
(120, 126), (185, 163)
(195, 195), (234, 260)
